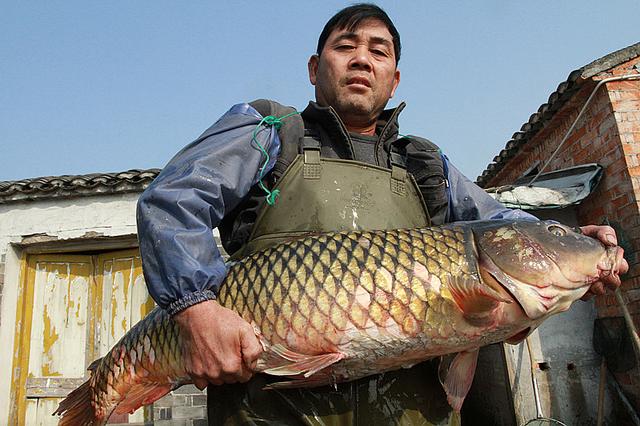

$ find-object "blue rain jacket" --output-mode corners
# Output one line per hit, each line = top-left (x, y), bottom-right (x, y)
(137, 103), (535, 315)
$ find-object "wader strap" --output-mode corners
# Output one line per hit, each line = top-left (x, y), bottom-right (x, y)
(302, 136), (321, 180)
(390, 142), (408, 196)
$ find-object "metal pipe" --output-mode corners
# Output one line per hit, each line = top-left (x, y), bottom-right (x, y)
(525, 337), (544, 418)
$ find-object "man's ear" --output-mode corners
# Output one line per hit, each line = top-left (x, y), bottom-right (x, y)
(389, 69), (400, 98)
(308, 55), (319, 86)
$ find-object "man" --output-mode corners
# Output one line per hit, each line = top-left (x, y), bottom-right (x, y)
(137, 4), (627, 424)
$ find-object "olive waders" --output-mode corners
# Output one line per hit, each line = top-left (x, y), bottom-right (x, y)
(208, 138), (459, 426)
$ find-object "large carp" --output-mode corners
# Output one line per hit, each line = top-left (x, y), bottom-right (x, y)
(54, 220), (617, 424)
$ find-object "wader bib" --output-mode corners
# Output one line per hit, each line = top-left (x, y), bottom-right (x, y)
(209, 139), (458, 426)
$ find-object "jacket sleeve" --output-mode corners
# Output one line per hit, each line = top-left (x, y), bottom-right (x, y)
(136, 103), (281, 315)
(445, 158), (537, 222)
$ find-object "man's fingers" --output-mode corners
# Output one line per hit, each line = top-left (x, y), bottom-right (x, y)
(240, 324), (263, 370)
(175, 302), (261, 386)
(218, 358), (252, 384)
(581, 225), (617, 246)
(616, 248), (629, 275)
(598, 247), (626, 290)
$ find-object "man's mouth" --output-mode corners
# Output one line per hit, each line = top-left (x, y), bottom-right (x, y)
(346, 77), (371, 88)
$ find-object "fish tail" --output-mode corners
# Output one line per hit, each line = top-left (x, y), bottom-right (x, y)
(52, 379), (106, 426)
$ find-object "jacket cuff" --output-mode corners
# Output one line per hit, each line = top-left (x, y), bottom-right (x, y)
(166, 290), (217, 316)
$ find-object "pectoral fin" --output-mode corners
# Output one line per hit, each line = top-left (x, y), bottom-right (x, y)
(448, 275), (511, 325)
(439, 349), (479, 412)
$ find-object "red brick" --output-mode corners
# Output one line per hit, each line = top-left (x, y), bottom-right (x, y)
(620, 132), (640, 144)
(598, 161), (640, 176)
(616, 111), (640, 122)
(611, 98), (640, 112)
(627, 166), (640, 177)
(624, 143), (640, 155)
(609, 80), (640, 91)
(612, 194), (631, 211)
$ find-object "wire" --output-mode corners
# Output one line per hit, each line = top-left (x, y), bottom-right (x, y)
(528, 73), (640, 186)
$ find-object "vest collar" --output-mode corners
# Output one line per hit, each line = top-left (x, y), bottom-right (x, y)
(301, 101), (407, 164)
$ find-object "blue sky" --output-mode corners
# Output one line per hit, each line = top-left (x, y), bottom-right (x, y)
(1, 1), (638, 182)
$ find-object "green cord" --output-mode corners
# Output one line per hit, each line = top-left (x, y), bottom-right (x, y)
(251, 111), (300, 205)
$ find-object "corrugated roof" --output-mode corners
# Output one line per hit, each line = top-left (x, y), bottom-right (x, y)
(476, 42), (640, 187)
(0, 169), (160, 204)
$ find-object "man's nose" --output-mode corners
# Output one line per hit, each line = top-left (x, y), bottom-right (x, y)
(348, 46), (372, 70)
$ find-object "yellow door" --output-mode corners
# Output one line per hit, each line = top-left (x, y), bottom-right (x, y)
(94, 249), (155, 423)
(10, 249), (154, 425)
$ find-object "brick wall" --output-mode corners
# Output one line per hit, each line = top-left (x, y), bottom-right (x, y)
(595, 77), (640, 318)
(153, 385), (207, 425)
(483, 59), (640, 410)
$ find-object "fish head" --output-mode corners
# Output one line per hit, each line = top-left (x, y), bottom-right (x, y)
(472, 220), (615, 320)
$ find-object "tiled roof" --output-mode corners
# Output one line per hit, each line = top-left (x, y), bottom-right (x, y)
(0, 169), (160, 204)
(476, 42), (640, 187)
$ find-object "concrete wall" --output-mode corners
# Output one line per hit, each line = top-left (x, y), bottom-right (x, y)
(0, 193), (208, 425)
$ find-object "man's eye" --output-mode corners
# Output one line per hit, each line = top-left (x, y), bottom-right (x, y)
(371, 49), (388, 57)
(336, 45), (355, 50)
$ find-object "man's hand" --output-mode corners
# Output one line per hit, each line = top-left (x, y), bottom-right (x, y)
(580, 225), (629, 300)
(174, 300), (263, 389)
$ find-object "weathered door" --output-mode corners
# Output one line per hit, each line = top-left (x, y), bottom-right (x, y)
(10, 249), (154, 425)
(94, 249), (155, 423)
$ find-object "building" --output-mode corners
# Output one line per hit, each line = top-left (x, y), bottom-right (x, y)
(0, 170), (208, 425)
(479, 42), (640, 423)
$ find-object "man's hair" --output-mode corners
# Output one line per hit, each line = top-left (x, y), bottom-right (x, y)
(316, 3), (401, 65)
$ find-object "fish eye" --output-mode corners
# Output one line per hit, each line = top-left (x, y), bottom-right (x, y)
(547, 225), (566, 237)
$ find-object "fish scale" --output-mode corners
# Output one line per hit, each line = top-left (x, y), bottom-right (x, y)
(220, 227), (474, 357)
(54, 220), (614, 423)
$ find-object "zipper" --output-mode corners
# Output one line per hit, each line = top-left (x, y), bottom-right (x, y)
(375, 102), (406, 166)
(327, 105), (356, 159)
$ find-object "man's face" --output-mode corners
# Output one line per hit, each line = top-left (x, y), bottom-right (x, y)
(308, 19), (400, 127)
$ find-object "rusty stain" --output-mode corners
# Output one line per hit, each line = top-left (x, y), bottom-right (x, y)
(121, 269), (130, 334)
(142, 295), (155, 318)
(42, 304), (61, 377)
